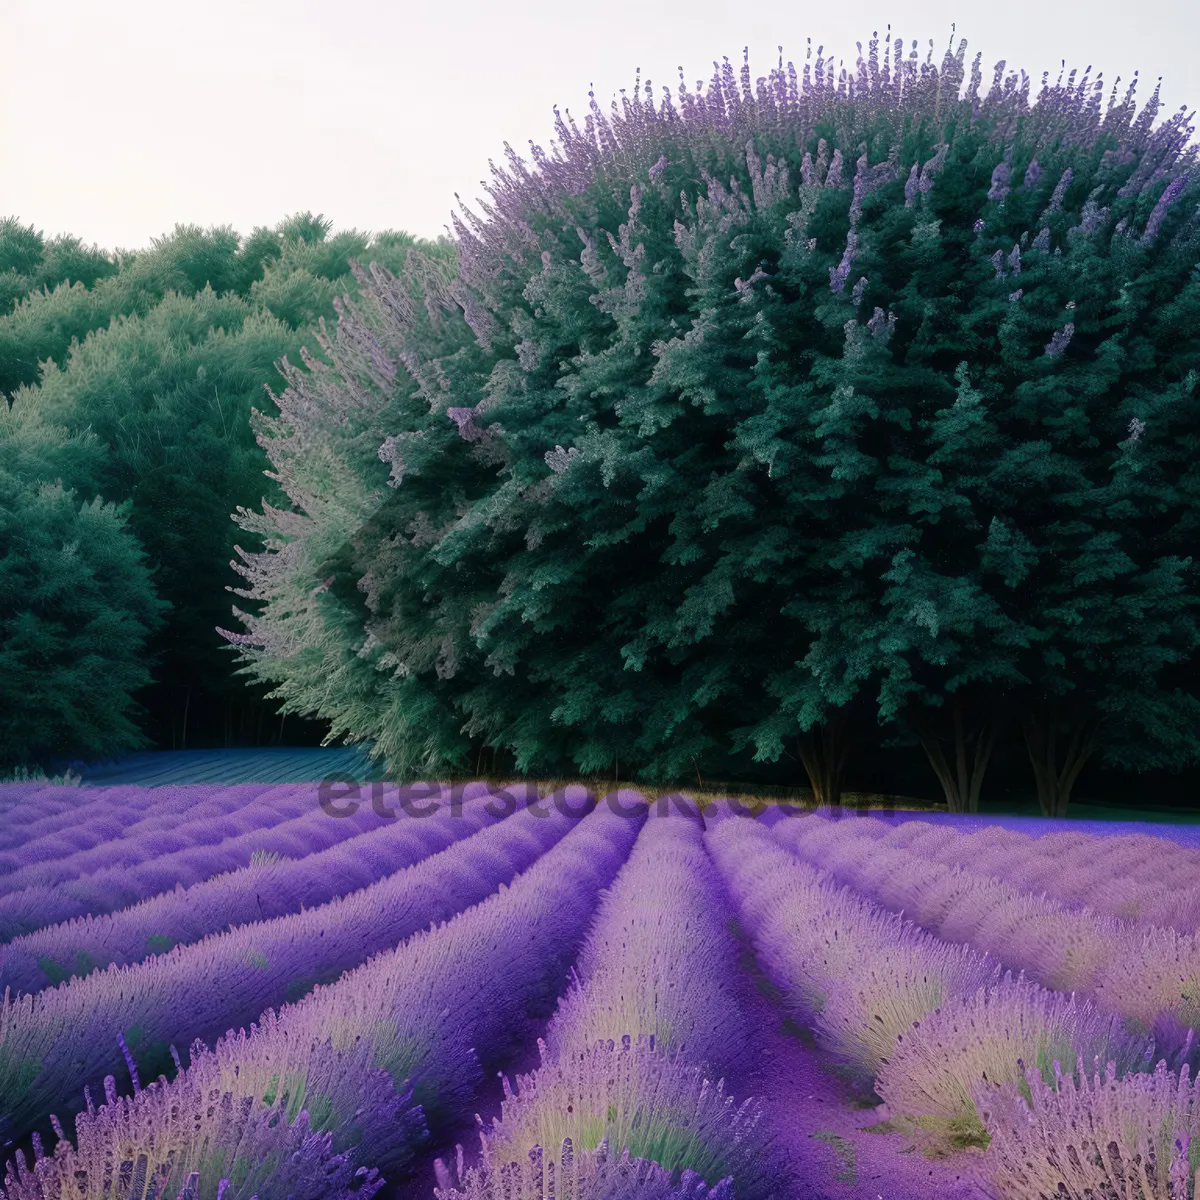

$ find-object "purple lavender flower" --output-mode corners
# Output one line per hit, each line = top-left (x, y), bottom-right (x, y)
(1032, 227), (1051, 252)
(1128, 416), (1146, 442)
(0, 785), (501, 997)
(1006, 244), (1022, 274)
(824, 147), (844, 189)
(1046, 167), (1074, 213)
(973, 218), (986, 234)
(866, 307), (895, 341)
(829, 229), (859, 293)
(0, 1050), (391, 1200)
(473, 1037), (778, 1199)
(851, 275), (868, 306)
(849, 149), (870, 223)
(1022, 158), (1043, 188)
(904, 162), (920, 207)
(977, 1059), (1200, 1200)
(1044, 321), (1075, 357)
(1141, 173), (1190, 245)
(988, 160), (1012, 202)
(918, 144), (949, 194)
(435, 1136), (736, 1200)
(990, 249), (1006, 278)
(1074, 200), (1111, 237)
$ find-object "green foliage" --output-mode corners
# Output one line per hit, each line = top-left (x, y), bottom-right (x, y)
(18, 288), (303, 719)
(0, 393), (169, 773)
(0, 217), (119, 317)
(0, 211), (369, 402)
(1, 214), (458, 757)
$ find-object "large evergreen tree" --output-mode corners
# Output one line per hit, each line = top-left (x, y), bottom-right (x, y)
(220, 34), (1200, 810)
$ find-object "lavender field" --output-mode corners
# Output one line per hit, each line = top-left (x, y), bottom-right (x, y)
(0, 775), (1198, 1199)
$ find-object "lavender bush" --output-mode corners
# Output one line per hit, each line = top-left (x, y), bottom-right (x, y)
(776, 815), (1123, 994)
(543, 814), (754, 1083)
(0, 785), (272, 855)
(876, 969), (1147, 1146)
(473, 1037), (777, 1198)
(0, 783), (417, 942)
(0, 1045), (391, 1200)
(183, 794), (643, 1173)
(707, 819), (1000, 1092)
(976, 1057), (1200, 1199)
(449, 814), (786, 1196)
(434, 1135), (735, 1200)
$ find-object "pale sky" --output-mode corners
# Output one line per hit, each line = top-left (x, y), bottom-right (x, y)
(2, 0), (1197, 254)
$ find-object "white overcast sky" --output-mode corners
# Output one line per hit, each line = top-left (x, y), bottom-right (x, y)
(2, 0), (1197, 254)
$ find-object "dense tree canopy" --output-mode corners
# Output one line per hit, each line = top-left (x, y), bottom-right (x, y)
(1, 211), (454, 765)
(0, 390), (169, 773)
(219, 35), (1200, 813)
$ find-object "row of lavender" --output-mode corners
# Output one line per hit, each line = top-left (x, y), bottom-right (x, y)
(0, 784), (508, 994)
(861, 816), (1200, 932)
(741, 814), (1200, 1197)
(435, 807), (784, 1198)
(779, 815), (1200, 1055)
(0, 783), (397, 941)
(0, 786), (802, 1199)
(1, 793), (647, 1199)
(6, 779), (1200, 1198)
(0, 785), (578, 1140)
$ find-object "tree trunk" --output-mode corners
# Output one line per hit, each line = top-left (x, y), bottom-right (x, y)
(180, 683), (192, 752)
(255, 703), (265, 747)
(1021, 703), (1098, 818)
(916, 695), (999, 814)
(797, 709), (850, 807)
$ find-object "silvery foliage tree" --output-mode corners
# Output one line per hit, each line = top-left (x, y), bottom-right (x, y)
(220, 30), (1200, 812)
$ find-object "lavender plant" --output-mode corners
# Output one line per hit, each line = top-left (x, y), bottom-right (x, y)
(472, 1037), (777, 1197)
(182, 794), (643, 1172)
(775, 815), (1123, 995)
(0, 783), (312, 900)
(445, 816), (785, 1196)
(543, 815), (754, 1082)
(976, 1057), (1200, 1200)
(434, 1135), (735, 1200)
(876, 969), (1148, 1147)
(0, 1046), (392, 1200)
(707, 818), (999, 1086)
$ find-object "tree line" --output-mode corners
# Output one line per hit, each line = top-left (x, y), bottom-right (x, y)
(0, 213), (455, 767)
